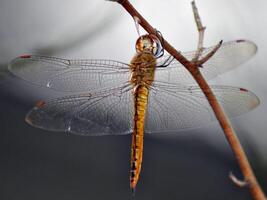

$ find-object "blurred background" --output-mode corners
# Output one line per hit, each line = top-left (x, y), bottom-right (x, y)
(0, 0), (266, 199)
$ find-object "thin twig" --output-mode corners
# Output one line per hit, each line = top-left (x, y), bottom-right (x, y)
(195, 40), (222, 66)
(191, 1), (222, 67)
(108, 0), (267, 199)
(191, 0), (206, 62)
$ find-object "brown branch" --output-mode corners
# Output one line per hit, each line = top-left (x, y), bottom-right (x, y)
(108, 0), (267, 200)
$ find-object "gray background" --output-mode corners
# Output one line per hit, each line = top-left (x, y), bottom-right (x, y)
(0, 0), (266, 199)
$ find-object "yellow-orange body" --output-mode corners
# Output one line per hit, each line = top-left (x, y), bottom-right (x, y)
(129, 51), (156, 191)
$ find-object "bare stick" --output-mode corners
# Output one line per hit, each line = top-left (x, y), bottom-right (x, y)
(191, 0), (206, 62)
(191, 1), (222, 67)
(195, 40), (222, 66)
(108, 0), (267, 199)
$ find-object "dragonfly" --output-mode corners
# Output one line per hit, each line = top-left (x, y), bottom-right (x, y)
(8, 34), (259, 193)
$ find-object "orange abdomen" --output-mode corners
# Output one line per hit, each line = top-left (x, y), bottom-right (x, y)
(130, 85), (149, 190)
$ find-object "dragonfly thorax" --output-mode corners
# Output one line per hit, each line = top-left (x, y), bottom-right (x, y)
(130, 51), (156, 87)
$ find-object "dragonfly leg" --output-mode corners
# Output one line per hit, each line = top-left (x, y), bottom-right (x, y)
(156, 55), (175, 68)
(154, 29), (165, 58)
(133, 16), (141, 37)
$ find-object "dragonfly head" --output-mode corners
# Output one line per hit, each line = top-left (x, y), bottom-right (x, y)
(135, 34), (163, 58)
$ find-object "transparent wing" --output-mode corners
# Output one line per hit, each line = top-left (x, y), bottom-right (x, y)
(26, 84), (134, 136)
(156, 40), (257, 84)
(8, 40), (256, 93)
(25, 81), (259, 135)
(8, 55), (131, 92)
(145, 82), (259, 133)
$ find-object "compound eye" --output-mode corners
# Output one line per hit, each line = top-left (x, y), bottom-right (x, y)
(135, 34), (163, 57)
(151, 36), (163, 58)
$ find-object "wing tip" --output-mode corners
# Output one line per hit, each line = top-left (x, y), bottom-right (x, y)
(235, 39), (258, 54)
(8, 54), (32, 73)
(239, 87), (248, 92)
(236, 39), (246, 43)
(239, 87), (260, 109)
(19, 54), (32, 59)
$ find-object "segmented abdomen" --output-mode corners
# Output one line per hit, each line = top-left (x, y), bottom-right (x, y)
(130, 85), (149, 190)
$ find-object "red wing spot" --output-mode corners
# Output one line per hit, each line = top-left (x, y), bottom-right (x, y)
(35, 100), (46, 108)
(20, 54), (31, 58)
(240, 88), (248, 92)
(236, 39), (246, 43)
